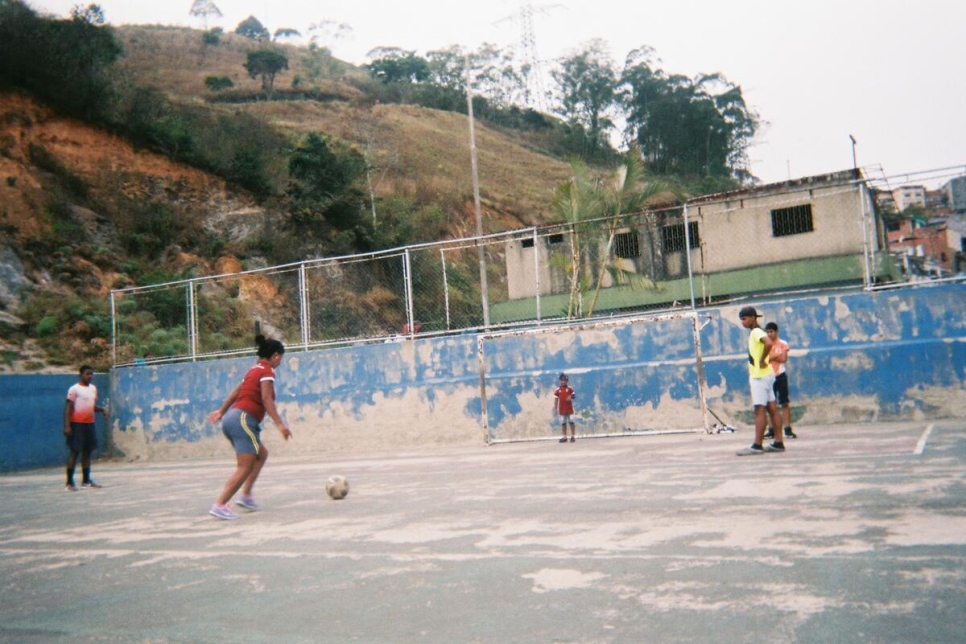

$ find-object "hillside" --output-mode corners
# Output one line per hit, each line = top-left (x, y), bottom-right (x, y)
(0, 24), (574, 373)
(111, 26), (571, 228)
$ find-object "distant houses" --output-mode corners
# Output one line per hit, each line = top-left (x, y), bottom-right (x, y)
(882, 174), (966, 276)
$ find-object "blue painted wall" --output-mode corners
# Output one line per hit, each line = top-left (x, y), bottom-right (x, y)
(2, 283), (963, 470)
(0, 372), (111, 472)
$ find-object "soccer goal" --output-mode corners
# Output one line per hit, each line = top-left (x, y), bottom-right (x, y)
(476, 311), (716, 444)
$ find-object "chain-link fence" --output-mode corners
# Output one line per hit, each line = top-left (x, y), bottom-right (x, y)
(111, 170), (961, 366)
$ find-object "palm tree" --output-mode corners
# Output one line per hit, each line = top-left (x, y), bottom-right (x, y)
(586, 152), (673, 316)
(552, 152), (675, 319)
(551, 161), (601, 318)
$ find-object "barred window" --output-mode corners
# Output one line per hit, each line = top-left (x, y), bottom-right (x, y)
(614, 230), (640, 258)
(548, 233), (564, 245)
(661, 222), (700, 253)
(771, 204), (814, 237)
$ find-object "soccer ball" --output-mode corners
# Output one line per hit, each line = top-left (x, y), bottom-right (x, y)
(326, 475), (349, 500)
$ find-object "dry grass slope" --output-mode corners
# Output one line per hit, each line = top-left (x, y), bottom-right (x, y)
(115, 25), (573, 230)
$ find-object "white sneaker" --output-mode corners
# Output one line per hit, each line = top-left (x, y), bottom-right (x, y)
(236, 496), (259, 511)
(209, 504), (240, 520)
(736, 444), (765, 456)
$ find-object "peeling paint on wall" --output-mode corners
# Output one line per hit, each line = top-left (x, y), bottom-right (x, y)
(4, 284), (965, 470)
(107, 283), (966, 458)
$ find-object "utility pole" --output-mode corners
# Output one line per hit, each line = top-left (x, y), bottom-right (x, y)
(466, 55), (490, 329)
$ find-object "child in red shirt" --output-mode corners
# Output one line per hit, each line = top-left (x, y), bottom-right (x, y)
(554, 373), (576, 443)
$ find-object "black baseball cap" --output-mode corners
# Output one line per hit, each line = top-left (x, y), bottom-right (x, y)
(738, 306), (761, 319)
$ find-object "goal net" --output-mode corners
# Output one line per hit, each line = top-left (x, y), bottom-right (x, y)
(476, 311), (715, 444)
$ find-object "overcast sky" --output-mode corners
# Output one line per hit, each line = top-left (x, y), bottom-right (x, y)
(30, 0), (966, 187)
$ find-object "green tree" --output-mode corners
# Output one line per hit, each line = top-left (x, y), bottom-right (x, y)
(550, 161), (602, 318)
(366, 48), (430, 84)
(551, 153), (672, 318)
(621, 47), (758, 179)
(273, 27), (300, 41)
(243, 49), (288, 98)
(69, 3), (105, 24)
(466, 43), (523, 109)
(235, 14), (268, 40)
(551, 40), (619, 158)
(585, 151), (672, 315)
(425, 45), (466, 91)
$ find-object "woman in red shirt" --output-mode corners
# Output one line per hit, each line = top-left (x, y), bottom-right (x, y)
(207, 334), (292, 520)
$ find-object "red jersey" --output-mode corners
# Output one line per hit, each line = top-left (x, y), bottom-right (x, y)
(554, 385), (575, 415)
(232, 360), (276, 421)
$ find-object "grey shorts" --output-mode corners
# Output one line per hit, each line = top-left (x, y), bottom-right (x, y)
(749, 374), (777, 407)
(221, 408), (262, 455)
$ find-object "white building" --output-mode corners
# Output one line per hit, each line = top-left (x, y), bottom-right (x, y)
(892, 185), (927, 212)
(500, 169), (891, 319)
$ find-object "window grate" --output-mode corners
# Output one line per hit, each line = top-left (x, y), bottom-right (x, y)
(661, 222), (700, 253)
(771, 204), (814, 237)
(614, 231), (640, 258)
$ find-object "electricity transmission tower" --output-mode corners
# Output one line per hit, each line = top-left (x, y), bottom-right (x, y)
(494, 1), (563, 110)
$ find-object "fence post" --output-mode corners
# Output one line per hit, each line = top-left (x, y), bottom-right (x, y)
(404, 248), (415, 338)
(859, 181), (875, 289)
(299, 262), (310, 349)
(441, 248), (451, 331)
(532, 228), (542, 324)
(110, 291), (117, 366)
(683, 203), (697, 310)
(187, 282), (197, 362)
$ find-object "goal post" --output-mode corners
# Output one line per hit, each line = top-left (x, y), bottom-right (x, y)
(477, 311), (715, 444)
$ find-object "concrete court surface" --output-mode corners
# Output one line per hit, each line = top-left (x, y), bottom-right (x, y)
(1, 421), (964, 644)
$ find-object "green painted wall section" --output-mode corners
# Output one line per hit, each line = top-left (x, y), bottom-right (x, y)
(491, 252), (899, 323)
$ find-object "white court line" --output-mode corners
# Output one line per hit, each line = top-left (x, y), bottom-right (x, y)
(914, 424), (934, 455)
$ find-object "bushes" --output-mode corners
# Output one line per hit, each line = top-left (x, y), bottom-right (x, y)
(286, 132), (368, 237)
(35, 315), (58, 337)
(117, 87), (285, 196)
(201, 28), (221, 46)
(204, 75), (233, 92)
(117, 200), (182, 257)
(20, 292), (113, 368)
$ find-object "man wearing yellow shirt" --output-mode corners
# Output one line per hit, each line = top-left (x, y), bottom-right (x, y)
(735, 307), (785, 456)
